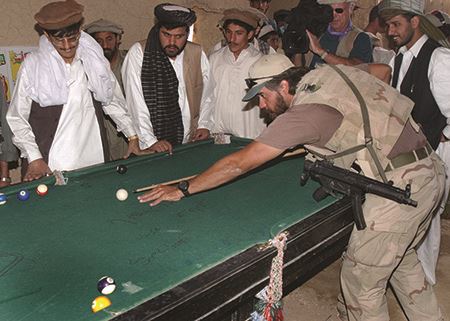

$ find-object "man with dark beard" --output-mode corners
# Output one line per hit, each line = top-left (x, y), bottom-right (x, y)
(84, 19), (129, 160)
(379, 0), (450, 288)
(138, 54), (446, 320)
(122, 4), (214, 154)
(84, 19), (127, 93)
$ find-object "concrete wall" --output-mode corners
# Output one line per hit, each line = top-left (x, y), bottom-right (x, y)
(0, 0), (448, 53)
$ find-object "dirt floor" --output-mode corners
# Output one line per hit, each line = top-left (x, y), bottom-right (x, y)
(283, 219), (450, 321)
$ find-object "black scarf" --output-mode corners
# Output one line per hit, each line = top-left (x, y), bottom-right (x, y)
(141, 26), (184, 146)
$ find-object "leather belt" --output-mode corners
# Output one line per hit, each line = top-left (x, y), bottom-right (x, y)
(385, 144), (433, 172)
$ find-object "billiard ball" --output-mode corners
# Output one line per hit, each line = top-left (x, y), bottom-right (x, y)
(116, 164), (127, 174)
(0, 193), (7, 205)
(116, 188), (128, 201)
(91, 295), (111, 313)
(17, 189), (30, 201)
(36, 184), (48, 196)
(97, 276), (116, 295)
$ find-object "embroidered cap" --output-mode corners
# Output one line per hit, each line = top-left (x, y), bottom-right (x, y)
(35, 0), (84, 30)
(242, 54), (294, 102)
(84, 19), (124, 35)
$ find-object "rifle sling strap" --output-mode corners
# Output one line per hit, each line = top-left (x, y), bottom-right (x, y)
(325, 65), (388, 183)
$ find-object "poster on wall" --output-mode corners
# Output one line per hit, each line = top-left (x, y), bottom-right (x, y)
(0, 47), (37, 102)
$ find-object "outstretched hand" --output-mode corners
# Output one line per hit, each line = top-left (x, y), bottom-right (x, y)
(138, 185), (184, 206)
(306, 29), (323, 56)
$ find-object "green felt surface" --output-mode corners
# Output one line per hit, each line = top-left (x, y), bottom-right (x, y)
(0, 139), (334, 321)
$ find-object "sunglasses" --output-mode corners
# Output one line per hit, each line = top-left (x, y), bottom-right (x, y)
(334, 8), (345, 14)
(245, 75), (276, 89)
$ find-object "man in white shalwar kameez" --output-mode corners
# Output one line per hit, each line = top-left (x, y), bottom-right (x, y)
(122, 4), (214, 155)
(210, 8), (267, 139)
(7, 0), (143, 182)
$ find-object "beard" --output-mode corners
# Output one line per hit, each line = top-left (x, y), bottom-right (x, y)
(265, 91), (290, 122)
(392, 28), (414, 48)
(103, 48), (116, 62)
(163, 41), (187, 58)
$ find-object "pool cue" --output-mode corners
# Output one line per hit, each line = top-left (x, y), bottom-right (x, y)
(134, 175), (197, 193)
(133, 147), (306, 193)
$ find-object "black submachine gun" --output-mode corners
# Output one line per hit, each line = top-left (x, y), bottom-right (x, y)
(300, 159), (418, 230)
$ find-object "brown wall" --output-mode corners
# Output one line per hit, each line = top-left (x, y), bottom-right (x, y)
(0, 0), (448, 53)
(0, 0), (252, 53)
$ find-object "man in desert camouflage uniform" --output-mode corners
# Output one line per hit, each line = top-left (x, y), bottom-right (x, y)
(137, 54), (446, 321)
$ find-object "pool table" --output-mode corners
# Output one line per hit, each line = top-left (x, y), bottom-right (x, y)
(0, 138), (353, 321)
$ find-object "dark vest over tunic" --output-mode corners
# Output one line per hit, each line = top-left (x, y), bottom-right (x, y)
(22, 96), (109, 176)
(392, 39), (446, 150)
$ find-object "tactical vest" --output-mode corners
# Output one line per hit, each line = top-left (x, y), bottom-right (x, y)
(138, 40), (204, 141)
(294, 64), (414, 179)
(307, 26), (363, 68)
(336, 26), (363, 58)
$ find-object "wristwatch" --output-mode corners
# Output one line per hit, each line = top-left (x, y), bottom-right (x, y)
(0, 177), (11, 183)
(177, 180), (190, 197)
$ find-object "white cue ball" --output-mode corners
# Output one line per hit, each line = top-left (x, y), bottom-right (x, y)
(116, 188), (128, 201)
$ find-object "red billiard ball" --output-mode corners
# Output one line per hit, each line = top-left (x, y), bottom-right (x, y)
(36, 184), (48, 196)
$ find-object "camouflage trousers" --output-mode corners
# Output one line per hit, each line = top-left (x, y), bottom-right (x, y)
(338, 153), (446, 321)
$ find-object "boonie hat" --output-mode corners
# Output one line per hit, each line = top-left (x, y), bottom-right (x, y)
(242, 54), (294, 102)
(378, 0), (424, 15)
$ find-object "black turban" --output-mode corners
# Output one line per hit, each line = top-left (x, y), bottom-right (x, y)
(154, 3), (197, 27)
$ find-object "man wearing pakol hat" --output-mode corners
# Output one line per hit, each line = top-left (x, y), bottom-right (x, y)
(122, 3), (213, 154)
(138, 54), (445, 321)
(307, 0), (373, 68)
(6, 0), (144, 181)
(211, 7), (275, 56)
(379, 0), (450, 287)
(258, 24), (281, 52)
(84, 18), (129, 161)
(209, 8), (267, 139)
(84, 19), (126, 92)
